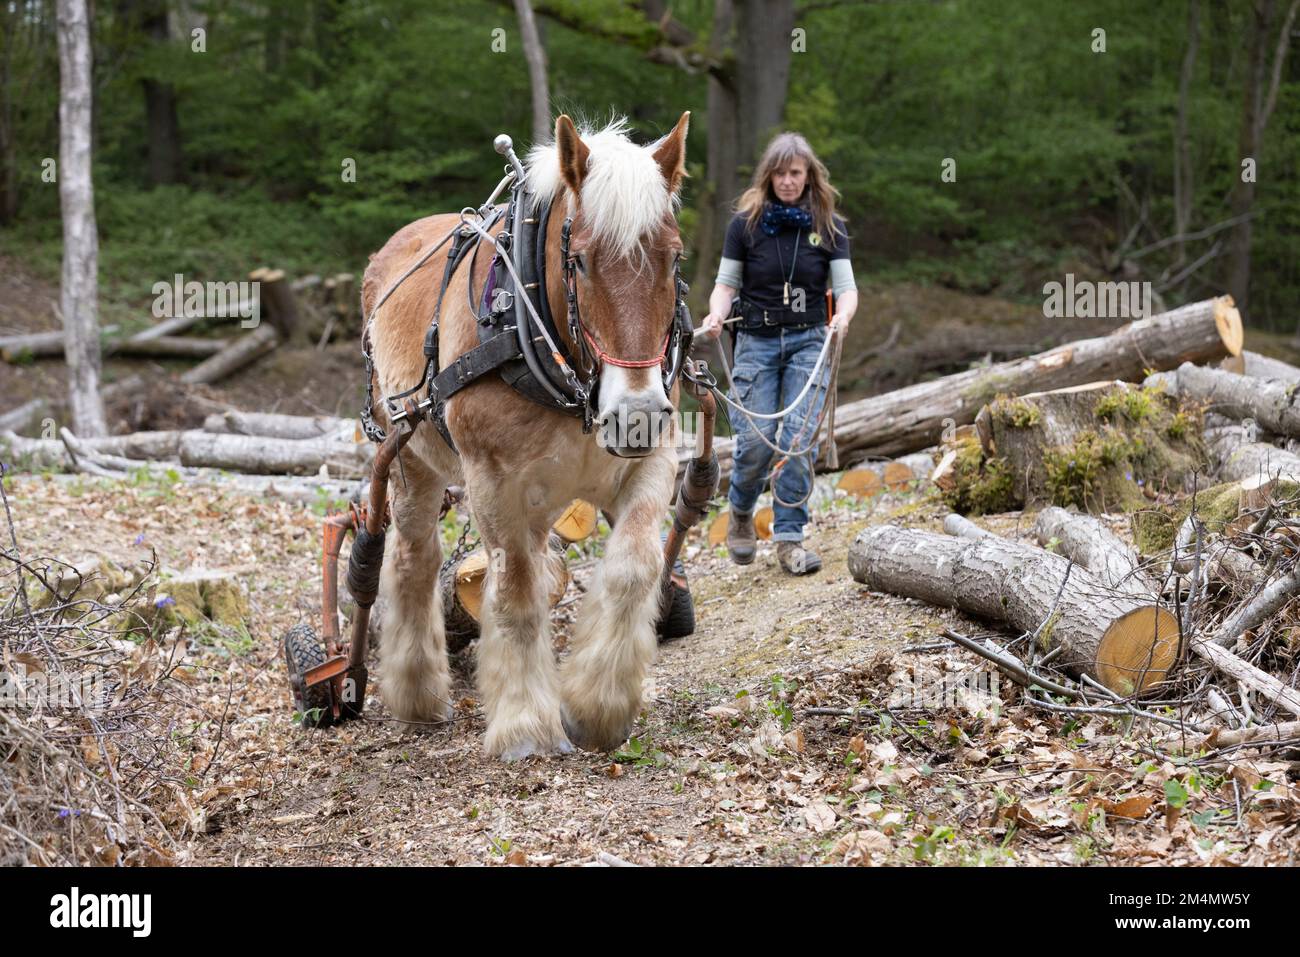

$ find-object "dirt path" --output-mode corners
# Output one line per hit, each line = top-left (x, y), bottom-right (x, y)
(6, 469), (1295, 867)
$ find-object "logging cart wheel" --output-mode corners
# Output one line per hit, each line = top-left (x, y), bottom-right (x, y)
(283, 624), (333, 729)
(657, 558), (695, 642)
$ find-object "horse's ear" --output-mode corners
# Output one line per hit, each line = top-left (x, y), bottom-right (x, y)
(555, 115), (590, 194)
(652, 111), (690, 197)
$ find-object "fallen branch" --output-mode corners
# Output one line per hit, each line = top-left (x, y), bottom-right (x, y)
(1188, 638), (1300, 718)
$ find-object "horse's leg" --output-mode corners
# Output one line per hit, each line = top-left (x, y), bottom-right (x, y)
(559, 449), (675, 752)
(472, 479), (573, 760)
(377, 446), (452, 723)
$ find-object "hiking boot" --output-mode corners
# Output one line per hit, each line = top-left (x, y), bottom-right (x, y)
(777, 541), (822, 576)
(726, 509), (756, 565)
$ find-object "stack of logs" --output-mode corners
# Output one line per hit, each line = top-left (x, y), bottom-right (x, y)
(832, 294), (1300, 742)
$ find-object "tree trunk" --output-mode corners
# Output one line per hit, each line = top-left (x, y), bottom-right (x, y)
(848, 525), (1181, 695)
(1173, 0), (1200, 272)
(141, 0), (182, 186)
(1225, 0), (1274, 317)
(689, 0), (738, 315)
(0, 2), (18, 224)
(56, 0), (106, 437)
(969, 380), (1206, 513)
(513, 0), (550, 146)
(733, 0), (795, 178)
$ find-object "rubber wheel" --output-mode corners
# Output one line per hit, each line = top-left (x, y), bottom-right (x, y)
(283, 623), (332, 729)
(657, 559), (695, 642)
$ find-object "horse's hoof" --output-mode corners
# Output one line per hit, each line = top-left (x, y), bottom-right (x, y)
(561, 709), (631, 753)
(498, 736), (575, 762)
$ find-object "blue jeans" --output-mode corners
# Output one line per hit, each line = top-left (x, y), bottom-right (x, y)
(726, 325), (832, 543)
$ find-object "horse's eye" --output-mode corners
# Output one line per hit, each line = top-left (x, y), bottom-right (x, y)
(574, 253), (587, 276)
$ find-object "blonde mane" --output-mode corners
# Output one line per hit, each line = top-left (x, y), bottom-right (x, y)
(524, 115), (681, 262)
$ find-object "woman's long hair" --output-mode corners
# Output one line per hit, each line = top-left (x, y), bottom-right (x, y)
(736, 132), (845, 241)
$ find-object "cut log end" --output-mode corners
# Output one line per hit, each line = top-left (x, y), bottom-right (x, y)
(451, 547), (567, 625)
(1095, 606), (1181, 694)
(837, 468), (884, 498)
(1213, 297), (1244, 358)
(552, 499), (598, 543)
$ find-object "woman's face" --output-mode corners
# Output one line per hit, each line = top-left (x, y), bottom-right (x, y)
(771, 159), (808, 204)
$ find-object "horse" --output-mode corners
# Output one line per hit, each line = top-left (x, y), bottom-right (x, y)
(360, 112), (692, 760)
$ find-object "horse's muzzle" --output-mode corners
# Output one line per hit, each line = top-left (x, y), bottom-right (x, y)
(597, 399), (673, 458)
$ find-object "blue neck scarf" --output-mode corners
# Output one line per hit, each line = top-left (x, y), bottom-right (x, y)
(760, 200), (813, 236)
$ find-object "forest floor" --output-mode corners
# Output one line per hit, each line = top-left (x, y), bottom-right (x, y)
(5, 470), (1298, 866)
(3, 255), (1299, 866)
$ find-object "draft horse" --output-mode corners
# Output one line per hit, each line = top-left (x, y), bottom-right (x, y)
(361, 113), (694, 760)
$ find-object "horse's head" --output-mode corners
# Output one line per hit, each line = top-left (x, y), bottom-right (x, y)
(530, 112), (690, 458)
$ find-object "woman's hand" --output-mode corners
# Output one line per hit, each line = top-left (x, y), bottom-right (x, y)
(828, 290), (858, 341)
(698, 312), (725, 340)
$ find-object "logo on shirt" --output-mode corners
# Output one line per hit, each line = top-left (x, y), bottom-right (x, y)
(808, 232), (821, 246)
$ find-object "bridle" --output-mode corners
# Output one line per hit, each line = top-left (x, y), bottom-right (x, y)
(360, 132), (695, 449)
(559, 216), (693, 428)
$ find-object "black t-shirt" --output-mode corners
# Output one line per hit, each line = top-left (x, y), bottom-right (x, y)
(722, 210), (850, 312)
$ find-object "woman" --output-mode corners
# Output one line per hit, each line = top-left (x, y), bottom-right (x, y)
(698, 132), (858, 575)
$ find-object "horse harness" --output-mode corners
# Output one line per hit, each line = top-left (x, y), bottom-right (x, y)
(360, 184), (695, 453)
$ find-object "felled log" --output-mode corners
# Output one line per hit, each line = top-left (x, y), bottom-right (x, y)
(1159, 717), (1300, 751)
(1219, 349), (1300, 383)
(0, 398), (48, 435)
(1148, 362), (1300, 439)
(834, 452), (936, 498)
(1, 433), (362, 504)
(0, 327), (226, 361)
(202, 410), (355, 441)
(177, 430), (373, 478)
(1169, 516), (1262, 587)
(180, 325), (280, 386)
(1, 325), (119, 361)
(690, 297), (1243, 475)
(848, 524), (1181, 694)
(101, 374), (145, 403)
(0, 431), (68, 470)
(108, 336), (229, 358)
(1032, 506), (1155, 597)
(443, 529), (576, 652)
(828, 296), (1241, 460)
(71, 430), (183, 460)
(949, 380), (1204, 514)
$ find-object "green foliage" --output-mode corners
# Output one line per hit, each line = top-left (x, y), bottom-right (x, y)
(612, 734), (668, 768)
(2, 0), (1299, 330)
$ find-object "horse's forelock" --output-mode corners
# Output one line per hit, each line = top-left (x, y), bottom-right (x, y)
(525, 117), (679, 263)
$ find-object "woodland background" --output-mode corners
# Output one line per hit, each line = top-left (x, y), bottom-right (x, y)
(1, 0), (1298, 334)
